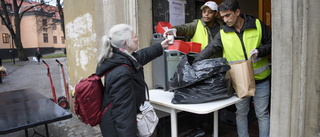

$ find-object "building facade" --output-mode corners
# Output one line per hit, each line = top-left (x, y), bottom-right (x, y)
(0, 0), (65, 59)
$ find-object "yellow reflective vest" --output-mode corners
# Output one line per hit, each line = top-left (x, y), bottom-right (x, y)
(221, 19), (270, 80)
(191, 20), (208, 49)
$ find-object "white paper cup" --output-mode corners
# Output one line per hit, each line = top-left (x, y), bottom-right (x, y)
(167, 35), (174, 44)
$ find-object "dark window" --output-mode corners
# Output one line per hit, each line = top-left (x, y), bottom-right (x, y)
(6, 4), (12, 11)
(42, 19), (47, 26)
(52, 24), (56, 30)
(61, 36), (65, 44)
(43, 28), (48, 32)
(43, 33), (48, 43)
(53, 36), (57, 44)
(2, 33), (9, 43)
(1, 19), (5, 25)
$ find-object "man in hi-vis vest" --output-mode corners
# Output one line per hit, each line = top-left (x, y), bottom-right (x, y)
(194, 0), (272, 137)
(165, 1), (223, 50)
(165, 1), (224, 137)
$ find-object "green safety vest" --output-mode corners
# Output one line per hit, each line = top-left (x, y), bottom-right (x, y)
(221, 19), (270, 80)
(191, 20), (208, 49)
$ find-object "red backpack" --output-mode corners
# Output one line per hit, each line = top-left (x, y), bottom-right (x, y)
(74, 64), (130, 126)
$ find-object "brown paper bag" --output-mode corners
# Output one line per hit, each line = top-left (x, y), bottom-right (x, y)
(228, 60), (255, 98)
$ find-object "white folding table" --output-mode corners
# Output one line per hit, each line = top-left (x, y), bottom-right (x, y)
(149, 89), (242, 137)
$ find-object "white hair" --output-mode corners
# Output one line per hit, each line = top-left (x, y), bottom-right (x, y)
(97, 24), (134, 65)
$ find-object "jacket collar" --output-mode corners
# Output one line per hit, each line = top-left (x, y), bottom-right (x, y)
(200, 17), (224, 28)
(96, 48), (141, 76)
(113, 48), (142, 71)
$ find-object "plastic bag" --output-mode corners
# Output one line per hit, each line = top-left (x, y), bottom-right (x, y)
(0, 66), (6, 72)
(169, 55), (231, 89)
(171, 73), (234, 104)
(169, 54), (197, 88)
(0, 66), (7, 76)
(169, 55), (234, 104)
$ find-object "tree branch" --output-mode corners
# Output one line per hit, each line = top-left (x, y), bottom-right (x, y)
(0, 0), (12, 27)
(19, 3), (44, 19)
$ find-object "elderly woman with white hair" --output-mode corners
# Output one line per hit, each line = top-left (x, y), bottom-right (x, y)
(96, 24), (171, 137)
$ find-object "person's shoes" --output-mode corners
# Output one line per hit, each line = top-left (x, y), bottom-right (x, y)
(186, 128), (205, 137)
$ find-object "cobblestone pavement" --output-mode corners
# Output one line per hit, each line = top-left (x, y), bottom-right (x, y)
(0, 52), (259, 137)
(0, 55), (103, 137)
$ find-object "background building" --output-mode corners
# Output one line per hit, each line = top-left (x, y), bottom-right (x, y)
(0, 0), (65, 59)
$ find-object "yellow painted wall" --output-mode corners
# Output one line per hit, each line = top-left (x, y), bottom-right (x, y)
(0, 14), (65, 50)
(52, 23), (65, 48)
(65, 0), (153, 91)
(64, 0), (98, 90)
(20, 16), (40, 48)
(0, 17), (14, 49)
(0, 27), (11, 49)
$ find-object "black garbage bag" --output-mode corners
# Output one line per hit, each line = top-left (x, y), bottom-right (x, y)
(169, 54), (197, 88)
(169, 55), (234, 104)
(169, 55), (231, 89)
(171, 73), (234, 104)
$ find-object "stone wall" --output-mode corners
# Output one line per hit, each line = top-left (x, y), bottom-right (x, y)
(270, 0), (320, 136)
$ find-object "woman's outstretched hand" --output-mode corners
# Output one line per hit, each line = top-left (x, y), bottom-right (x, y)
(161, 38), (173, 48)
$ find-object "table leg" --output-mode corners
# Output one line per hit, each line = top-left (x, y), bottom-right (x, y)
(213, 111), (218, 137)
(170, 108), (178, 137)
(25, 129), (28, 137)
(45, 124), (49, 137)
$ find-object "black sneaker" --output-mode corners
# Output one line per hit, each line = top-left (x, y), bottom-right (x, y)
(186, 128), (205, 137)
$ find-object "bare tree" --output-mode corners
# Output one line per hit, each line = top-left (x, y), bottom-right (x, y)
(41, 0), (64, 37)
(56, 0), (64, 37)
(34, 5), (57, 35)
(0, 0), (44, 61)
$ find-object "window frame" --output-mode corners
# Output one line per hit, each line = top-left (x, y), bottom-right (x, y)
(61, 36), (65, 44)
(53, 36), (57, 44)
(42, 19), (47, 26)
(2, 33), (10, 43)
(52, 24), (56, 30)
(43, 33), (48, 43)
(1, 19), (5, 25)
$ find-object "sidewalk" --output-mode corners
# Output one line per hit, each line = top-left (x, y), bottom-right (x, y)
(0, 56), (103, 137)
(0, 52), (259, 137)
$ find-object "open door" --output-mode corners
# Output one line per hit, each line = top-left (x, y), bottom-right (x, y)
(259, 0), (271, 31)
